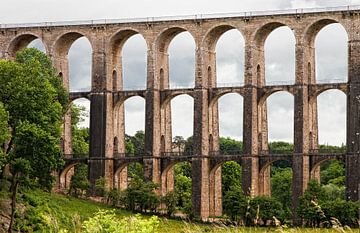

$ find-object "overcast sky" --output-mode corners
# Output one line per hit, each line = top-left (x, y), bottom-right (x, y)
(9, 0), (358, 146)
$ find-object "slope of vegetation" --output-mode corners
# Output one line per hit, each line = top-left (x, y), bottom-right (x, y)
(0, 188), (356, 232)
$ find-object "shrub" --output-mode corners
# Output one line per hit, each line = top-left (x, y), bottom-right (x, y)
(82, 210), (159, 233)
(248, 196), (285, 225)
(223, 185), (248, 222)
(322, 199), (358, 227)
(161, 191), (177, 216)
(122, 178), (160, 213)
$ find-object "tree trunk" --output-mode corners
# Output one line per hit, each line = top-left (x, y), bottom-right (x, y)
(8, 175), (18, 233)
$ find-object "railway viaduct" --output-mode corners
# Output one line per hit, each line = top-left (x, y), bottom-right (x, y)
(1, 6), (360, 222)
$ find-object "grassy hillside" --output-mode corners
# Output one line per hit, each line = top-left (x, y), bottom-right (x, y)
(0, 189), (356, 232)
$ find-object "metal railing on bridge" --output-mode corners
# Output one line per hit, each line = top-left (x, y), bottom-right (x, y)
(63, 154), (88, 159)
(2, 5), (360, 28)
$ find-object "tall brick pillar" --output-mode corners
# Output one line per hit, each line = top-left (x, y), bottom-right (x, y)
(51, 55), (72, 155)
(112, 53), (127, 190)
(88, 41), (114, 189)
(206, 50), (222, 217)
(144, 48), (161, 185)
(292, 42), (311, 224)
(346, 39), (360, 201)
(242, 42), (260, 196)
(157, 50), (174, 195)
(192, 47), (211, 219)
(307, 44), (320, 181)
(254, 45), (270, 196)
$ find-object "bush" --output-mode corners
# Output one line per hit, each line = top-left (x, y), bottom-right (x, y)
(249, 196), (284, 225)
(223, 185), (248, 222)
(161, 191), (177, 216)
(122, 178), (160, 213)
(322, 199), (358, 227)
(83, 210), (159, 233)
(94, 176), (108, 197)
(69, 164), (90, 197)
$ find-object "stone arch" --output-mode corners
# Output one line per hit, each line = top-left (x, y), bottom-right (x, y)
(59, 162), (81, 190)
(155, 27), (197, 89)
(161, 93), (194, 109)
(209, 91), (243, 109)
(114, 161), (144, 190)
(303, 18), (349, 47)
(109, 29), (148, 90)
(310, 157), (345, 184)
(160, 160), (191, 198)
(202, 25), (245, 87)
(53, 31), (93, 57)
(258, 158), (292, 196)
(209, 160), (242, 217)
(253, 22), (296, 48)
(155, 26), (196, 53)
(258, 89), (294, 107)
(201, 24), (244, 52)
(109, 29), (148, 64)
(7, 33), (48, 58)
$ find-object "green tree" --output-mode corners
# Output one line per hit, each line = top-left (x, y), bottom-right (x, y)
(0, 48), (67, 232)
(69, 165), (90, 197)
(223, 185), (248, 222)
(297, 180), (326, 226)
(320, 160), (345, 187)
(221, 161), (242, 195)
(271, 167), (292, 218)
(173, 136), (186, 153)
(220, 137), (242, 154)
(122, 178), (160, 213)
(174, 172), (192, 213)
(0, 102), (10, 175)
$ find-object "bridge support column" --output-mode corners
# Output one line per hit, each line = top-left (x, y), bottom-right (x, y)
(144, 47), (162, 186)
(112, 54), (128, 190)
(52, 56), (72, 155)
(242, 86), (260, 196)
(346, 39), (360, 201)
(192, 88), (211, 219)
(88, 46), (114, 189)
(207, 50), (222, 217)
(242, 41), (261, 197)
(292, 43), (312, 225)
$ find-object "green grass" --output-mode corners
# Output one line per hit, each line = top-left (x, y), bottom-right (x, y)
(2, 189), (357, 232)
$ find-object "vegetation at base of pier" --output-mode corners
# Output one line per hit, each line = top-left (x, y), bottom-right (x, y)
(0, 188), (357, 232)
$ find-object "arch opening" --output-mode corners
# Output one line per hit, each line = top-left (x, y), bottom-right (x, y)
(217, 93), (243, 154)
(27, 38), (46, 53)
(266, 91), (294, 146)
(264, 26), (296, 85)
(161, 161), (192, 215)
(259, 160), (293, 219)
(114, 162), (144, 190)
(314, 23), (348, 83)
(8, 34), (47, 57)
(317, 90), (346, 147)
(168, 32), (196, 89)
(170, 94), (194, 154)
(68, 37), (92, 92)
(121, 34), (147, 90)
(209, 160), (242, 217)
(215, 29), (245, 87)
